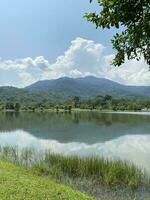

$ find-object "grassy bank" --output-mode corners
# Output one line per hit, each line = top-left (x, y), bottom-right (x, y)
(0, 146), (150, 199)
(0, 159), (93, 200)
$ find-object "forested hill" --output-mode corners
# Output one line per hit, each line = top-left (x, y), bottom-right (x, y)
(25, 76), (150, 99)
(0, 77), (150, 103)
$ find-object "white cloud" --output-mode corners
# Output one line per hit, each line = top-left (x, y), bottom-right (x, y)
(0, 37), (149, 87)
(49, 37), (106, 77)
(105, 57), (149, 85)
(0, 56), (51, 87)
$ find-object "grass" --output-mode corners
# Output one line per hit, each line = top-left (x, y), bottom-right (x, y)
(42, 153), (145, 189)
(0, 159), (93, 200)
(0, 146), (149, 199)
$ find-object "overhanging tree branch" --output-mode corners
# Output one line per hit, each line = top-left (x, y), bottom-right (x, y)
(85, 0), (150, 66)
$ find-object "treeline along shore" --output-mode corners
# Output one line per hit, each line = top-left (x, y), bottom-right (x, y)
(1, 95), (150, 112)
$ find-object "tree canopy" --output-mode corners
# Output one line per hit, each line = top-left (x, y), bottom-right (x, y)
(85, 0), (150, 66)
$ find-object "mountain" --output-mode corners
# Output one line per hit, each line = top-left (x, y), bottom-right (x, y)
(25, 76), (150, 99)
(0, 77), (150, 105)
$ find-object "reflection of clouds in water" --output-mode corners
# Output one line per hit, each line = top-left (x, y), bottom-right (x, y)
(0, 130), (150, 172)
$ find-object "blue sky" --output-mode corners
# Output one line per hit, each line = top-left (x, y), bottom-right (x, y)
(0, 0), (149, 87)
(0, 0), (116, 60)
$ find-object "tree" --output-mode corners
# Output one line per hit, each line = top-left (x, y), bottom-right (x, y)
(56, 106), (59, 112)
(85, 0), (150, 66)
(64, 105), (68, 111)
(104, 95), (112, 101)
(73, 96), (80, 108)
(5, 102), (14, 110)
(14, 103), (20, 112)
(68, 105), (72, 112)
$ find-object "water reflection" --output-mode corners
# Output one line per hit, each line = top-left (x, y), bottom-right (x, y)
(0, 112), (150, 144)
(0, 112), (150, 171)
(0, 130), (150, 172)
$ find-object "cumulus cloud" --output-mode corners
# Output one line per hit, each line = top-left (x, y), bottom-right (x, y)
(0, 56), (51, 87)
(0, 37), (149, 87)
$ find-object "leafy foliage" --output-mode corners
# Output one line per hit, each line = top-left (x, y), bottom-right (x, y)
(60, 95), (150, 111)
(85, 0), (150, 66)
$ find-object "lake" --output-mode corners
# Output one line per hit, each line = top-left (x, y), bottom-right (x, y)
(0, 111), (150, 172)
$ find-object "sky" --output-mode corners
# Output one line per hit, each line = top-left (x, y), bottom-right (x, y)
(0, 0), (149, 87)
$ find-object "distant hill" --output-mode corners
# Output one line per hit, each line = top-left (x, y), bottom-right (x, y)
(0, 86), (28, 101)
(0, 86), (55, 105)
(0, 77), (150, 105)
(25, 76), (150, 99)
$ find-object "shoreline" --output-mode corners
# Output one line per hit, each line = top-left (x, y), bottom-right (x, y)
(1, 108), (150, 115)
(0, 146), (149, 199)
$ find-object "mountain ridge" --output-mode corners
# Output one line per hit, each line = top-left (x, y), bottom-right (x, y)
(0, 76), (150, 101)
(25, 76), (150, 98)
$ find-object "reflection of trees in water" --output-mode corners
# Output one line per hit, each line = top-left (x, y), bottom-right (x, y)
(0, 112), (21, 132)
(5, 112), (20, 119)
(0, 112), (150, 144)
(70, 112), (150, 127)
(90, 112), (150, 126)
(72, 113), (80, 124)
(71, 112), (113, 126)
(0, 112), (150, 132)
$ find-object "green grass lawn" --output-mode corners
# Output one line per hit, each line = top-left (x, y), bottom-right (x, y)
(0, 159), (94, 200)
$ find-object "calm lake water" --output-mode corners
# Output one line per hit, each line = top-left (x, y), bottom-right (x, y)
(0, 111), (150, 172)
